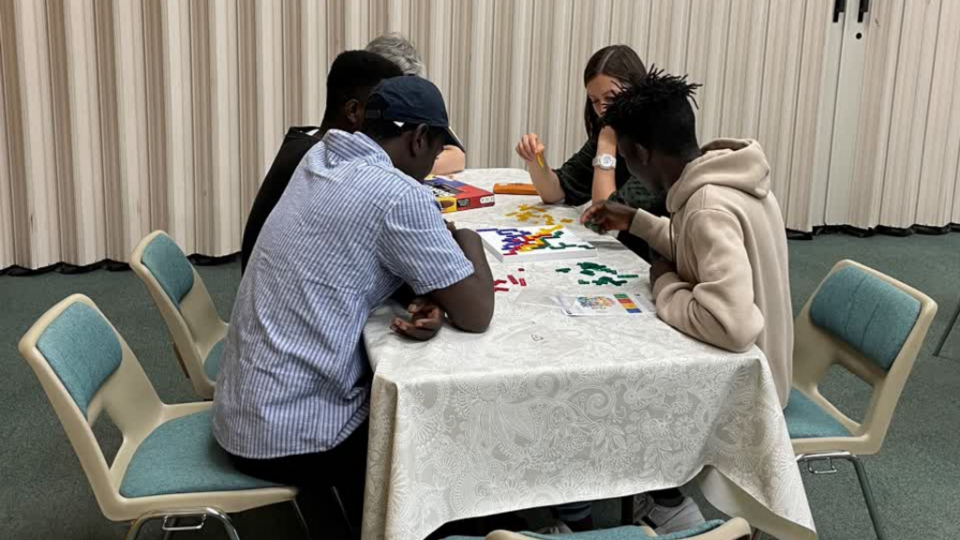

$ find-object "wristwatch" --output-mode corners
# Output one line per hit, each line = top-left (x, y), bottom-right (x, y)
(592, 154), (616, 170)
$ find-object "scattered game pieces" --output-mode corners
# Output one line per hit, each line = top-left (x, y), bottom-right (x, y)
(476, 226), (597, 262)
(493, 273), (529, 293)
(557, 262), (643, 287)
(504, 204), (564, 225)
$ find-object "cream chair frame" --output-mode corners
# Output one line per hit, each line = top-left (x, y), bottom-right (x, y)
(789, 259), (938, 540)
(131, 231), (228, 399)
(19, 294), (304, 540)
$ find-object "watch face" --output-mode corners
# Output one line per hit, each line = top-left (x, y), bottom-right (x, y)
(600, 155), (615, 168)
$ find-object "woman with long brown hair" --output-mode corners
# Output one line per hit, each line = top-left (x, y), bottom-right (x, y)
(514, 45), (667, 261)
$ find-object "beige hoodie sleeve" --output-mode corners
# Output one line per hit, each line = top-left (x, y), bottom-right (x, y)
(652, 209), (764, 352)
(629, 209), (674, 261)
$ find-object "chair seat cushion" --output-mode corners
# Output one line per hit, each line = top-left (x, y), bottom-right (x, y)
(203, 339), (225, 381)
(120, 409), (279, 498)
(784, 389), (851, 439)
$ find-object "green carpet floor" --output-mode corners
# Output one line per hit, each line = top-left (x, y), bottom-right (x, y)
(2, 232), (958, 539)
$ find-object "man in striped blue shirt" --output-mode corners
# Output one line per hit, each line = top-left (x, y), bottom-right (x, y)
(213, 76), (494, 535)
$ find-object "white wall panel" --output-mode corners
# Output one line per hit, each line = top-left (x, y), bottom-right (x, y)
(1, 0), (955, 269)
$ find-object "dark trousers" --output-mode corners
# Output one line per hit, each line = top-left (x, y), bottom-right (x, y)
(229, 420), (370, 538)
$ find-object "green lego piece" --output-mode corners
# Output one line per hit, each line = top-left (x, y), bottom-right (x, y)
(578, 280), (590, 285)
(555, 268), (571, 273)
(619, 274), (639, 279)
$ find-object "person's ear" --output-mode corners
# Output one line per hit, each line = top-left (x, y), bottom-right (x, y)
(411, 123), (430, 156)
(343, 99), (363, 129)
(636, 144), (651, 166)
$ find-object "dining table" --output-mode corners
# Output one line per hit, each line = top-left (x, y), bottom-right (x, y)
(360, 168), (816, 540)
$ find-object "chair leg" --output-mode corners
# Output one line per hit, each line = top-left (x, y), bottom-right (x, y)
(126, 508), (237, 540)
(125, 515), (153, 540)
(798, 452), (888, 540)
(330, 486), (357, 538)
(161, 517), (177, 540)
(847, 455), (888, 540)
(205, 508), (242, 540)
(291, 499), (314, 540)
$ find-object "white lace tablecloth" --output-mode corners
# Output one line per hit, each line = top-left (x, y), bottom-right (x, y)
(361, 169), (815, 540)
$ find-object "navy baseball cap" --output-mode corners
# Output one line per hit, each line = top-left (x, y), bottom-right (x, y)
(364, 76), (464, 151)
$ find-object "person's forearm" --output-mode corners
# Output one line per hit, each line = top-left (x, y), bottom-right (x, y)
(591, 168), (616, 203)
(592, 132), (618, 203)
(629, 210), (674, 260)
(450, 229), (495, 331)
(432, 146), (466, 175)
(528, 165), (564, 204)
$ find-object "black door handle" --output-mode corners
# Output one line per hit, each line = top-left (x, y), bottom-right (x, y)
(858, 0), (870, 23)
(833, 0), (847, 23)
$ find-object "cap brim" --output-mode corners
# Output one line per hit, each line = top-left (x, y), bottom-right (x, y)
(388, 120), (464, 151)
(443, 126), (465, 152)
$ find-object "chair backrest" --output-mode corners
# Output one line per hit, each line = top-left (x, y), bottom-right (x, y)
(130, 231), (227, 398)
(792, 259), (937, 453)
(19, 295), (165, 512)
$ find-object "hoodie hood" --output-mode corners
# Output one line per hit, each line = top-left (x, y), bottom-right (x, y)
(666, 139), (771, 213)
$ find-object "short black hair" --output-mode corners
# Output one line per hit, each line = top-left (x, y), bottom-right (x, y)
(602, 67), (702, 157)
(325, 50), (404, 111)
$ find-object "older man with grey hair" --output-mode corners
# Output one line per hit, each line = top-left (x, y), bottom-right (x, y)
(366, 32), (466, 175)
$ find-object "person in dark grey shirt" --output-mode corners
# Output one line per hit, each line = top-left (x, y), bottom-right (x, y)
(240, 51), (403, 273)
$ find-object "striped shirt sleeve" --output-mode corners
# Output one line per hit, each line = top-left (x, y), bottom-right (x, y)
(377, 187), (475, 296)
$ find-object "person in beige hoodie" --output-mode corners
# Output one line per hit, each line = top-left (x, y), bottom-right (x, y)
(582, 69), (793, 408)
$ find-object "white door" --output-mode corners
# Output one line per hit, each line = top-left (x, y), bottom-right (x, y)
(813, 0), (960, 230)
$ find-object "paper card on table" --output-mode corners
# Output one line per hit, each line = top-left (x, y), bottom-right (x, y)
(556, 293), (654, 317)
(475, 225), (597, 263)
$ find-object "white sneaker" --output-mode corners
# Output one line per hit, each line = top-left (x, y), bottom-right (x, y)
(536, 521), (574, 535)
(633, 494), (706, 534)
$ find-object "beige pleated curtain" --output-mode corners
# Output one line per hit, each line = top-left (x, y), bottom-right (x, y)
(1, 0), (957, 270)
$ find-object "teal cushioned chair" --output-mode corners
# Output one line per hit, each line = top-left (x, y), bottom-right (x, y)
(787, 260), (937, 540)
(19, 295), (306, 540)
(131, 231), (229, 399)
